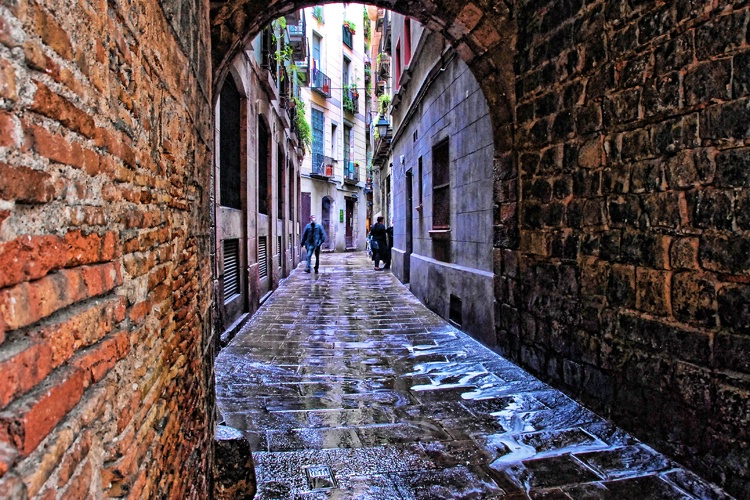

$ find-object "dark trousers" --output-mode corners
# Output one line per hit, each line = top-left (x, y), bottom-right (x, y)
(374, 243), (390, 268)
(305, 245), (321, 270)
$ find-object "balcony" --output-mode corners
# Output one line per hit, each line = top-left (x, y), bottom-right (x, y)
(311, 69), (331, 98)
(344, 162), (360, 184)
(286, 11), (305, 40)
(311, 154), (334, 178)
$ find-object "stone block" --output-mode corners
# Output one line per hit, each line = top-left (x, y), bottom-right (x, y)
(694, 11), (747, 60)
(214, 425), (256, 500)
(686, 189), (734, 230)
(715, 332), (750, 373)
(700, 235), (750, 274)
(630, 160), (665, 193)
(733, 51), (750, 98)
(636, 268), (671, 315)
(671, 272), (717, 327)
(665, 150), (698, 189)
(700, 99), (750, 141)
(684, 59), (732, 107)
(607, 263), (636, 308)
(603, 88), (641, 126)
(715, 147), (750, 188)
(718, 284), (750, 333)
(654, 33), (693, 76)
(608, 195), (641, 227)
(670, 237), (700, 270)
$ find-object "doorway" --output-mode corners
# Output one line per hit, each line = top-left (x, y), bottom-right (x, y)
(404, 169), (413, 283)
(345, 197), (355, 249)
(322, 196), (334, 250)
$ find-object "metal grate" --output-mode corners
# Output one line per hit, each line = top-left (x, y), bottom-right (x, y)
(258, 236), (268, 279)
(223, 239), (240, 299)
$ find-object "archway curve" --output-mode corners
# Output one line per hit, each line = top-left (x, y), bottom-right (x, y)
(210, 1), (518, 195)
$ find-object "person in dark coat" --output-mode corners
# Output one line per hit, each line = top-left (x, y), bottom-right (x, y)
(369, 216), (388, 270)
(300, 215), (327, 273)
(384, 222), (393, 270)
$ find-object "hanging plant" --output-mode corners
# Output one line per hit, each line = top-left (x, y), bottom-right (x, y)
(312, 6), (324, 23)
(343, 20), (356, 34)
(293, 97), (312, 152)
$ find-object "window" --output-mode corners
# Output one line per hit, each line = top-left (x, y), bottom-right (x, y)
(258, 236), (268, 279)
(258, 120), (270, 215)
(331, 123), (338, 159)
(312, 108), (324, 174)
(288, 157), (294, 221)
(343, 124), (352, 169)
(312, 33), (322, 70)
(432, 139), (450, 229)
(343, 57), (351, 86)
(223, 239), (240, 300)
(418, 156), (423, 211)
(404, 19), (412, 66)
(277, 145), (284, 219)
(395, 40), (402, 87)
(219, 76), (242, 209)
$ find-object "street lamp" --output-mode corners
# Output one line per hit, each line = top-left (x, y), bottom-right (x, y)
(376, 115), (389, 138)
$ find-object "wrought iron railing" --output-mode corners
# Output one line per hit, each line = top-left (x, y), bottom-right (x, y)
(311, 69), (331, 97)
(344, 162), (359, 183)
(312, 154), (334, 177)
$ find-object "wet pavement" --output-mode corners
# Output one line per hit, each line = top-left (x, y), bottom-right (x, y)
(215, 252), (733, 499)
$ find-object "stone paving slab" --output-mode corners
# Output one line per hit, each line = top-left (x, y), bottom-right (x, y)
(215, 252), (734, 500)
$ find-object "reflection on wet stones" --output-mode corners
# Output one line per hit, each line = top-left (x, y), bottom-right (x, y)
(215, 252), (731, 499)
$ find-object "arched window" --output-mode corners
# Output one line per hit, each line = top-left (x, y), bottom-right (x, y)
(220, 75), (242, 209)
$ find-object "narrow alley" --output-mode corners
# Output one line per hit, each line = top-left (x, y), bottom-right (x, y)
(216, 252), (732, 499)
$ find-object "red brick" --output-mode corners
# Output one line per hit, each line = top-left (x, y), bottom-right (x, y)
(23, 41), (47, 72)
(71, 330), (130, 386)
(60, 457), (92, 499)
(24, 122), (73, 166)
(0, 339), (54, 409)
(0, 59), (17, 101)
(33, 4), (73, 60)
(0, 231), (118, 289)
(0, 111), (18, 148)
(0, 263), (122, 332)
(56, 431), (92, 488)
(37, 296), (126, 367)
(0, 441), (17, 477)
(0, 162), (56, 203)
(30, 81), (96, 138)
(0, 235), (61, 288)
(0, 367), (85, 455)
(129, 300), (151, 324)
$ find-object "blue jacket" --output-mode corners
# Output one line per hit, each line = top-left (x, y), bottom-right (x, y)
(301, 222), (326, 248)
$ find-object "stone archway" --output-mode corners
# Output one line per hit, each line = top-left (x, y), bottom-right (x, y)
(0, 0), (747, 497)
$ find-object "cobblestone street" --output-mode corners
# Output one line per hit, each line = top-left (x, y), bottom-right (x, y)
(215, 252), (732, 499)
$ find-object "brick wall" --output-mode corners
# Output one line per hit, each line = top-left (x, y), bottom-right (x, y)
(500, 0), (750, 495)
(0, 0), (214, 497)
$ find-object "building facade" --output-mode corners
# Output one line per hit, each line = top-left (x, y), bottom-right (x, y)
(376, 14), (496, 343)
(214, 21), (305, 341)
(298, 4), (370, 252)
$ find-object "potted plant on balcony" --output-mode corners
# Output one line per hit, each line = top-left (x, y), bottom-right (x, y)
(343, 20), (356, 34)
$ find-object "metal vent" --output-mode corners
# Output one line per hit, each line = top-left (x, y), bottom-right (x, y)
(258, 236), (268, 279)
(223, 239), (240, 299)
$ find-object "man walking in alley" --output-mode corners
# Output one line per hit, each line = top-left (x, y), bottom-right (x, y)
(301, 215), (327, 273)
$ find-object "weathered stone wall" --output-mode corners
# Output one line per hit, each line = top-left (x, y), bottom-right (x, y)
(499, 0), (749, 495)
(0, 0), (214, 497)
